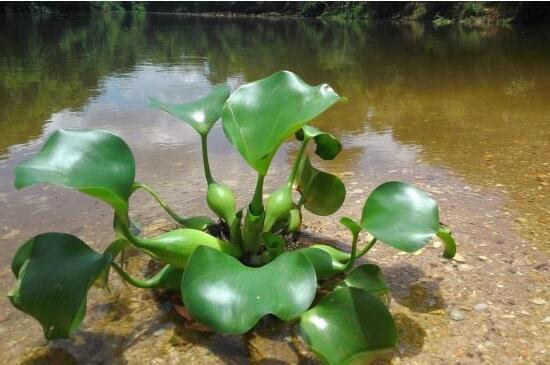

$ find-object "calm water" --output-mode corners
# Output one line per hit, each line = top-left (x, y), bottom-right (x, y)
(1, 13), (549, 362)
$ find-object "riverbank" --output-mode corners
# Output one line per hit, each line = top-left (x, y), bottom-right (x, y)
(2, 2), (550, 26)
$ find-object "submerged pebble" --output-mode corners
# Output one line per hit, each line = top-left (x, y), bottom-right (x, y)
(450, 309), (465, 321)
(474, 303), (489, 312)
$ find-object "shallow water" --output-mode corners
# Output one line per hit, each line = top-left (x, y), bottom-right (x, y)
(0, 13), (549, 363)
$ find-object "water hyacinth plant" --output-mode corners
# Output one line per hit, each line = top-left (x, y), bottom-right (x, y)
(9, 70), (456, 364)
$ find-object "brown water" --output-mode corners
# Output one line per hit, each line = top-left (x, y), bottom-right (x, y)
(1, 13), (549, 363)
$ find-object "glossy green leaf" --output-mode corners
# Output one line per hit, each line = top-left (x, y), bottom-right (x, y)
(181, 246), (317, 334)
(222, 70), (343, 175)
(129, 228), (242, 269)
(299, 246), (347, 280)
(297, 156), (346, 216)
(361, 181), (439, 252)
(15, 129), (135, 214)
(9, 233), (111, 339)
(300, 287), (397, 365)
(296, 125), (342, 160)
(436, 224), (457, 259)
(149, 84), (230, 136)
(341, 264), (389, 299)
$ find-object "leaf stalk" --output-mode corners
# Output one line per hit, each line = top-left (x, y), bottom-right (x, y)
(288, 138), (310, 186)
(250, 173), (265, 215)
(134, 182), (186, 225)
(201, 134), (214, 185)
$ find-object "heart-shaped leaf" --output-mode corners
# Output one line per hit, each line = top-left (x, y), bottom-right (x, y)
(300, 287), (397, 365)
(297, 156), (346, 216)
(296, 125), (342, 160)
(15, 129), (135, 215)
(149, 84), (230, 136)
(9, 233), (111, 339)
(361, 181), (439, 252)
(181, 246), (317, 334)
(222, 70), (343, 175)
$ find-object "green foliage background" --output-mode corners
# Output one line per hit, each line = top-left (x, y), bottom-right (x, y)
(1, 2), (549, 25)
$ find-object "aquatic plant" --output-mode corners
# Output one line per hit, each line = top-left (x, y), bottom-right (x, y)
(9, 71), (456, 364)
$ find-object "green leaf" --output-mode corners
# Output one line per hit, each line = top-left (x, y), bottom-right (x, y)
(296, 125), (342, 160)
(297, 156), (346, 216)
(300, 287), (397, 365)
(299, 246), (347, 280)
(339, 217), (363, 237)
(436, 224), (457, 259)
(129, 228), (242, 269)
(361, 181), (439, 252)
(181, 246), (317, 334)
(15, 129), (135, 215)
(149, 84), (230, 136)
(340, 264), (389, 304)
(8, 233), (111, 340)
(222, 70), (343, 175)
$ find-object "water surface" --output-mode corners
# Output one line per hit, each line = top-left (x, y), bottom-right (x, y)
(1, 13), (549, 363)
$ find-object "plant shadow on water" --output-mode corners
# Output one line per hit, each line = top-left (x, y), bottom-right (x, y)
(20, 294), (252, 364)
(20, 330), (129, 365)
(248, 321), (320, 364)
(371, 314), (427, 364)
(384, 264), (445, 313)
(20, 347), (77, 365)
